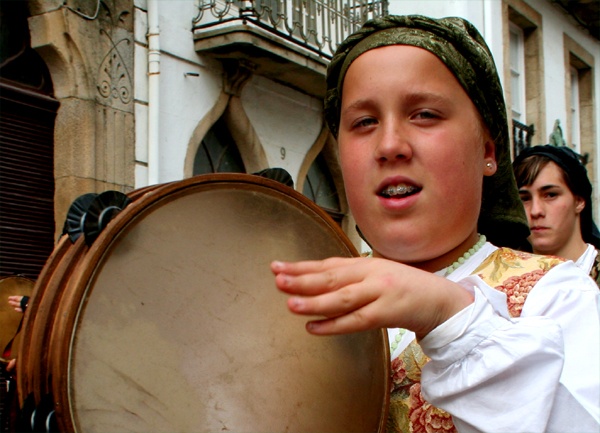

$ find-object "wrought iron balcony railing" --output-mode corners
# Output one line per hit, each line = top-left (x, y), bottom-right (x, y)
(193, 0), (388, 60)
(512, 119), (535, 158)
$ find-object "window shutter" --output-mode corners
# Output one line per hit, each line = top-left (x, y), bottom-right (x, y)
(0, 82), (58, 279)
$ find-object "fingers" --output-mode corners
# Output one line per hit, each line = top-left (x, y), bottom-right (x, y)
(8, 296), (22, 305)
(7, 358), (16, 372)
(272, 257), (365, 296)
(272, 257), (384, 334)
(286, 282), (375, 318)
(271, 257), (363, 277)
(7, 296), (23, 312)
(303, 302), (381, 335)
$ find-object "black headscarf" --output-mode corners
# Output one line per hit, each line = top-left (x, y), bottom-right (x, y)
(324, 15), (530, 248)
(513, 145), (600, 248)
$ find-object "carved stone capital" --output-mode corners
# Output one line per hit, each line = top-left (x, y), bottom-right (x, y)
(223, 59), (256, 96)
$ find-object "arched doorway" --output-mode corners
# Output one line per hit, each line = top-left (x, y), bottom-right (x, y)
(0, 1), (58, 279)
(192, 116), (246, 175)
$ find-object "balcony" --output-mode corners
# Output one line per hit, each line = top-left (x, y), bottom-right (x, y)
(192, 0), (387, 97)
(512, 119), (535, 158)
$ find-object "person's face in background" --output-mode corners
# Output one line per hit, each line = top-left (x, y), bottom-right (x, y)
(337, 45), (496, 271)
(518, 161), (585, 256)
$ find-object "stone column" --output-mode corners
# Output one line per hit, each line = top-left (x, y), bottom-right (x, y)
(28, 0), (135, 236)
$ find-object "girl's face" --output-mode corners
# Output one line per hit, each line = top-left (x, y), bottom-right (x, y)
(518, 161), (585, 256)
(338, 45), (496, 271)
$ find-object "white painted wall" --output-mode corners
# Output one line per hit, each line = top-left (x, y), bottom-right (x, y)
(134, 0), (222, 186)
(133, 0), (323, 188)
(387, 0), (483, 23)
(386, 0), (507, 87)
(241, 76), (323, 184)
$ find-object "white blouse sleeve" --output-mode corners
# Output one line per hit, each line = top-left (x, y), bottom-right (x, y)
(418, 261), (600, 433)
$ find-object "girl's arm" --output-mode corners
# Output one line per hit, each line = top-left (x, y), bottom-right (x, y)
(420, 264), (599, 432)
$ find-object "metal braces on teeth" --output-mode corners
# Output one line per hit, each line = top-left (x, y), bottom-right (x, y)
(384, 185), (416, 196)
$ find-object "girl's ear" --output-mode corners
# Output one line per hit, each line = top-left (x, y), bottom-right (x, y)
(575, 196), (586, 214)
(483, 139), (497, 176)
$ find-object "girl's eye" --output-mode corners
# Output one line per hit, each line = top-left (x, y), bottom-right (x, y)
(411, 110), (441, 122)
(353, 117), (378, 128)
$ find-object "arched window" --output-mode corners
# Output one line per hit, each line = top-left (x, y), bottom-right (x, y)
(303, 153), (342, 223)
(193, 116), (246, 175)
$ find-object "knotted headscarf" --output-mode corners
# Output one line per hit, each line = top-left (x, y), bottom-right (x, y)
(324, 15), (530, 248)
(513, 145), (600, 248)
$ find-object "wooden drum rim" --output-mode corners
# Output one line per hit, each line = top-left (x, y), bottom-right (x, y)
(16, 235), (74, 407)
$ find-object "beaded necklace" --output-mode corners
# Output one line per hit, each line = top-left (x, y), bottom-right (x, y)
(390, 329), (407, 354)
(443, 234), (487, 276)
(389, 233), (487, 354)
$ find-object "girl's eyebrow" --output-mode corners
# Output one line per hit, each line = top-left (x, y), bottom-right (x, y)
(403, 91), (450, 105)
(342, 98), (371, 112)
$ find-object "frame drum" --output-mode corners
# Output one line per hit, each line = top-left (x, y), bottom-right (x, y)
(46, 174), (389, 432)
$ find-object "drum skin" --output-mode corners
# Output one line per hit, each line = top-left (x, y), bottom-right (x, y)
(30, 174), (390, 432)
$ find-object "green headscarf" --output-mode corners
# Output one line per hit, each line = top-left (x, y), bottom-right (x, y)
(324, 15), (529, 248)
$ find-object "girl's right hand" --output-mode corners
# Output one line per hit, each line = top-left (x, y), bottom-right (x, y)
(271, 256), (474, 339)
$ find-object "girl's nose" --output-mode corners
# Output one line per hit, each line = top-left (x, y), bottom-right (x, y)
(375, 123), (413, 163)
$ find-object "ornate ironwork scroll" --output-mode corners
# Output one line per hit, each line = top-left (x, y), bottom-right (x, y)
(193, 0), (387, 59)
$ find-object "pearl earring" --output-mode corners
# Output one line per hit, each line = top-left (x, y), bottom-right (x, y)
(486, 162), (493, 168)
